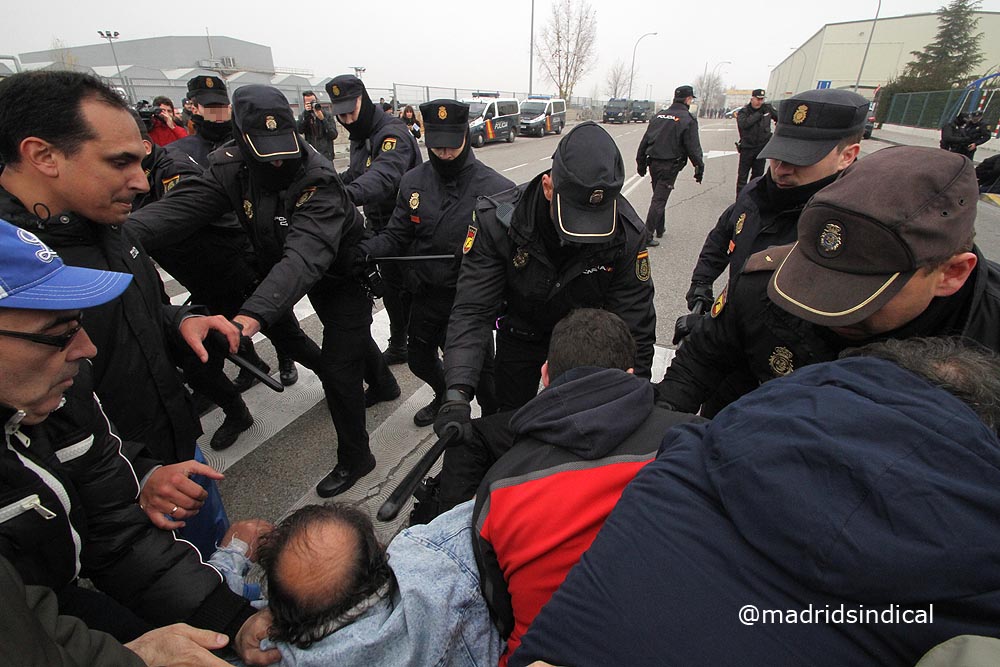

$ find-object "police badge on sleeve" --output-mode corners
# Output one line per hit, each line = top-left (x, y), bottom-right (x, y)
(635, 250), (650, 281)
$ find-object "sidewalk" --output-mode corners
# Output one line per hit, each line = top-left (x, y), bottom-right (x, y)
(872, 124), (998, 163)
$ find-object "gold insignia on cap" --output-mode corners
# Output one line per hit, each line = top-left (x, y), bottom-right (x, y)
(769, 346), (794, 376)
(635, 250), (650, 282)
(265, 115), (278, 131)
(162, 175), (180, 192)
(295, 187), (316, 208)
(818, 222), (843, 255)
(589, 189), (604, 205)
(331, 85), (341, 97)
(512, 247), (529, 268)
(711, 286), (727, 318)
(735, 212), (746, 235)
(243, 199), (253, 219)
(205, 78), (214, 88)
(463, 226), (478, 255)
(438, 106), (448, 120)
(792, 104), (808, 125)
(381, 137), (397, 152)
(409, 192), (420, 210)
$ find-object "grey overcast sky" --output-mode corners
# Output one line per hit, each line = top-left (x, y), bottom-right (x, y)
(3, 0), (999, 99)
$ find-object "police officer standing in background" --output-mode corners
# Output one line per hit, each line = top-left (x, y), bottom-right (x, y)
(358, 100), (513, 427)
(734, 88), (776, 197)
(435, 122), (656, 437)
(130, 85), (399, 498)
(326, 74), (423, 373)
(636, 85), (704, 246)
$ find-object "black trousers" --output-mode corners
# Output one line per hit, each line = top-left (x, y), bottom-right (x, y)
(380, 263), (411, 348)
(494, 330), (549, 412)
(644, 159), (685, 238)
(736, 147), (766, 197)
(408, 291), (497, 412)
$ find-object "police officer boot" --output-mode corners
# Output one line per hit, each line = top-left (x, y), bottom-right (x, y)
(210, 400), (254, 451)
(278, 356), (298, 386)
(413, 395), (442, 427)
(364, 373), (402, 408)
(383, 337), (408, 365)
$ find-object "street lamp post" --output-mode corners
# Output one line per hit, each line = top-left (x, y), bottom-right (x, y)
(97, 30), (126, 100)
(853, 0), (882, 94)
(351, 66), (366, 79)
(628, 32), (657, 101)
(529, 0), (535, 96)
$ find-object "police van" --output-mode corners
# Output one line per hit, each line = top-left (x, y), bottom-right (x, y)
(630, 100), (654, 122)
(603, 98), (630, 124)
(463, 93), (520, 147)
(518, 96), (567, 136)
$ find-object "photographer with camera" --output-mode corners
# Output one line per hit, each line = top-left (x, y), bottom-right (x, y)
(148, 96), (188, 146)
(297, 90), (337, 161)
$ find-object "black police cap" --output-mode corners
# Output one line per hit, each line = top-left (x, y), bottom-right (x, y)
(419, 99), (469, 149)
(674, 85), (696, 99)
(759, 89), (869, 166)
(231, 85), (300, 162)
(325, 75), (366, 115)
(550, 122), (625, 245)
(186, 75), (228, 106)
(752, 88), (766, 98)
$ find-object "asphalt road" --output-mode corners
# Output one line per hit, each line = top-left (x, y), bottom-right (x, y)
(158, 118), (1000, 534)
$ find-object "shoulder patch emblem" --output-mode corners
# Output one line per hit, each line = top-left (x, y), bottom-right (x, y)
(409, 192), (420, 210)
(463, 225), (478, 254)
(381, 137), (397, 152)
(735, 212), (746, 235)
(769, 346), (794, 376)
(710, 285), (727, 318)
(635, 249), (650, 282)
(243, 199), (253, 219)
(295, 186), (317, 208)
(792, 105), (808, 125)
(162, 175), (180, 192)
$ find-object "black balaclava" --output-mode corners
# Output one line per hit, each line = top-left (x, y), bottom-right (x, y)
(233, 130), (304, 192)
(191, 114), (233, 145)
(340, 90), (377, 141)
(428, 129), (473, 180)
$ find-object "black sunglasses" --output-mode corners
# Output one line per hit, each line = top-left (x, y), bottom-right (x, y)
(0, 316), (84, 350)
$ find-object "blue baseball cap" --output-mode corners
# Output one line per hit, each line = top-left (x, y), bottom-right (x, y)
(0, 219), (132, 310)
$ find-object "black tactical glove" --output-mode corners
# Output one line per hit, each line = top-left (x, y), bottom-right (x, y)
(694, 166), (705, 184)
(637, 162), (647, 177)
(673, 312), (706, 345)
(685, 281), (714, 311)
(433, 388), (472, 444)
(345, 245), (370, 278)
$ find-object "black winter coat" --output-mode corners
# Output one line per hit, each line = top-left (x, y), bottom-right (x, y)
(736, 102), (776, 150)
(636, 102), (704, 170)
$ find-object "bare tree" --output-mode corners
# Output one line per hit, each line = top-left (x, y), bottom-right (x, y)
(536, 0), (598, 100)
(605, 59), (629, 98)
(51, 37), (77, 67)
(693, 72), (727, 117)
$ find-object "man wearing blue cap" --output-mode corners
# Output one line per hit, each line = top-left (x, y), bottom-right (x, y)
(0, 219), (267, 665)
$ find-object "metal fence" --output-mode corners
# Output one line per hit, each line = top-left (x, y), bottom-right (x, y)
(883, 87), (1000, 131)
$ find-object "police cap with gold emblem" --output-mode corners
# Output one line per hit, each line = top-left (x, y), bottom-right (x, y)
(768, 146), (978, 327)
(325, 74), (366, 115)
(419, 99), (469, 149)
(231, 85), (300, 162)
(550, 121), (624, 244)
(759, 89), (868, 166)
(186, 75), (229, 106)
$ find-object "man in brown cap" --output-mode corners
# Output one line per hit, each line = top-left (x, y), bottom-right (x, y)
(657, 145), (1000, 414)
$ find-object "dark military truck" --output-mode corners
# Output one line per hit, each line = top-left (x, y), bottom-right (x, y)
(464, 93), (520, 147)
(519, 96), (567, 136)
(630, 99), (654, 122)
(603, 98), (630, 124)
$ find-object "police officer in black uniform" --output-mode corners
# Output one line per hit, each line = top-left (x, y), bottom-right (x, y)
(734, 88), (776, 197)
(326, 74), (423, 372)
(434, 121), (656, 436)
(636, 85), (705, 246)
(658, 147), (1000, 415)
(129, 85), (399, 498)
(358, 100), (513, 426)
(167, 75), (303, 389)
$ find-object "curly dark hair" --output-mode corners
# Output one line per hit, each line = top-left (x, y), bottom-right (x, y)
(257, 503), (395, 649)
(545, 308), (636, 381)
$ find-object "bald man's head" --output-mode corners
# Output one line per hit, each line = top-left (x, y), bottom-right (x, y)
(258, 503), (393, 648)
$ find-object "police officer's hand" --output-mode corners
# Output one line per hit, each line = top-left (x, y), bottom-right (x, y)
(181, 315), (241, 363)
(637, 163), (647, 177)
(685, 281), (714, 311)
(233, 314), (262, 338)
(673, 312), (706, 345)
(345, 245), (371, 277)
(433, 389), (472, 444)
(694, 166), (705, 184)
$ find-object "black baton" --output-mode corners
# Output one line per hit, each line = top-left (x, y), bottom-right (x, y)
(227, 352), (284, 392)
(377, 423), (460, 522)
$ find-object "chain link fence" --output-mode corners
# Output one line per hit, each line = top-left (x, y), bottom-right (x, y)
(883, 87), (1000, 134)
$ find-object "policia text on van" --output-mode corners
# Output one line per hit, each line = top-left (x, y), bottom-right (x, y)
(464, 94), (520, 146)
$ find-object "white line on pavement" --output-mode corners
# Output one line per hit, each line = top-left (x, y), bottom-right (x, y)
(503, 163), (529, 172)
(623, 173), (646, 197)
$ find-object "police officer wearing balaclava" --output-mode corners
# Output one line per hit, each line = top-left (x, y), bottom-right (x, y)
(129, 85), (399, 498)
(358, 100), (513, 427)
(326, 74), (422, 374)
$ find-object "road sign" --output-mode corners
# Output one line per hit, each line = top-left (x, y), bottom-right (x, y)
(817, 80), (832, 90)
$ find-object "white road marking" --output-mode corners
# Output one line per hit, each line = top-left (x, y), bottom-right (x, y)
(705, 150), (739, 159)
(503, 163), (529, 172)
(623, 173), (646, 197)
